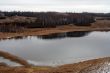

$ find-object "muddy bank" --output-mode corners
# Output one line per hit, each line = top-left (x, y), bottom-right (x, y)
(0, 57), (110, 73)
(49, 57), (110, 73)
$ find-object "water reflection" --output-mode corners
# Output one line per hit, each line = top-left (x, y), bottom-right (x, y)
(0, 36), (28, 41)
(0, 31), (110, 66)
(38, 31), (90, 39)
(0, 31), (90, 41)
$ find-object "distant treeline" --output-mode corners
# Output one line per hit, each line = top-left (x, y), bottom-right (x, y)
(82, 12), (110, 17)
(2, 11), (110, 17)
(0, 11), (97, 29)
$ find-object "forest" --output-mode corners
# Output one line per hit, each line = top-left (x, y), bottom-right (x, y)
(0, 11), (98, 32)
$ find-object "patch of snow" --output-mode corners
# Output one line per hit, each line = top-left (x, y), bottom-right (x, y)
(80, 62), (110, 73)
(108, 63), (110, 66)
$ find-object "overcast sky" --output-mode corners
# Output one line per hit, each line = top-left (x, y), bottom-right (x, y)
(0, 0), (110, 13)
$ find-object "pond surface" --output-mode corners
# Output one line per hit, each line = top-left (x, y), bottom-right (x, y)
(0, 31), (110, 66)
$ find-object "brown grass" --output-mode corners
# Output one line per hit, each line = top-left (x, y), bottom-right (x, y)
(0, 18), (110, 72)
(49, 57), (110, 73)
(0, 20), (110, 39)
(0, 57), (109, 73)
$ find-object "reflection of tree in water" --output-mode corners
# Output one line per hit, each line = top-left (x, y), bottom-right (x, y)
(0, 50), (31, 67)
(38, 33), (66, 39)
(12, 36), (28, 40)
(37, 31), (90, 39)
(67, 31), (90, 37)
(0, 31), (90, 40)
(0, 31), (90, 67)
(0, 36), (28, 41)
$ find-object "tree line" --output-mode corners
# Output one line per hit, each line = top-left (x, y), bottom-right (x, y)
(0, 11), (96, 29)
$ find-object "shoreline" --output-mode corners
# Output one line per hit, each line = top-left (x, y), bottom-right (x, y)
(49, 57), (110, 73)
(0, 19), (110, 39)
(0, 57), (110, 73)
(0, 17), (110, 72)
(0, 27), (110, 39)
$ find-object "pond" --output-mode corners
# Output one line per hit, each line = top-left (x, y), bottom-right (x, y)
(0, 31), (110, 66)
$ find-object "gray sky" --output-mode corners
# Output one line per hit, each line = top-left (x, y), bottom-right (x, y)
(0, 0), (110, 12)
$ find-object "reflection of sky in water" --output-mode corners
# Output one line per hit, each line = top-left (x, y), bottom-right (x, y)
(0, 31), (110, 66)
(0, 57), (21, 66)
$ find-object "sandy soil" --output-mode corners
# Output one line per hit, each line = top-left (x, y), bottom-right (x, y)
(0, 20), (110, 39)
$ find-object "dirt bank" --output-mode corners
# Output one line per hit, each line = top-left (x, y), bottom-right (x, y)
(0, 57), (110, 73)
(49, 57), (110, 73)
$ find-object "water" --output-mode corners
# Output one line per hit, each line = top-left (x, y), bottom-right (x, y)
(0, 31), (110, 66)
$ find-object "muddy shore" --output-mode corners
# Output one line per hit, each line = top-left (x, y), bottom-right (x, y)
(0, 57), (110, 73)
(50, 57), (110, 73)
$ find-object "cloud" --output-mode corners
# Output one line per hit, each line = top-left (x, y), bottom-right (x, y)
(0, 0), (109, 12)
(0, 0), (109, 5)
